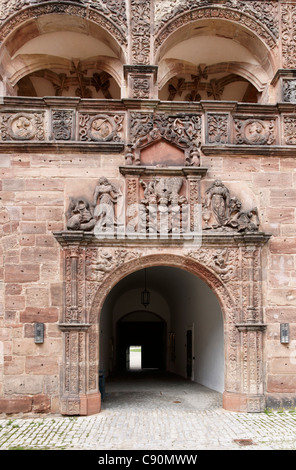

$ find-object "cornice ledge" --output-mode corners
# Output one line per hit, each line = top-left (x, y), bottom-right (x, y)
(52, 230), (271, 247)
(235, 323), (267, 332)
(0, 141), (125, 153)
(201, 145), (296, 157)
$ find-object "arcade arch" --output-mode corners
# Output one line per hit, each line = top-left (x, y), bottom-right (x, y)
(0, 9), (126, 98)
(156, 15), (277, 103)
(99, 266), (224, 395)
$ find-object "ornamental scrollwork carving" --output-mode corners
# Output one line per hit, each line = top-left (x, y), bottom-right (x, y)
(0, 112), (45, 141)
(130, 0), (152, 65)
(187, 247), (237, 284)
(128, 112), (202, 166)
(207, 113), (228, 144)
(154, 1), (279, 40)
(52, 110), (74, 141)
(86, 248), (142, 282)
(154, 2), (278, 54)
(281, 4), (296, 69)
(283, 116), (296, 145)
(202, 179), (260, 233)
(0, 1), (127, 40)
(79, 113), (124, 142)
(234, 118), (275, 145)
(283, 80), (296, 103)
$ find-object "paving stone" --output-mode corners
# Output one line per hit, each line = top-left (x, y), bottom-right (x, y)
(0, 372), (296, 450)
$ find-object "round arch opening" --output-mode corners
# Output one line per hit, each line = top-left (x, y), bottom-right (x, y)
(0, 10), (126, 98)
(99, 265), (225, 397)
(156, 15), (276, 103)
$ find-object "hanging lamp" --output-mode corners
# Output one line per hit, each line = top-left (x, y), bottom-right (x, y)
(141, 268), (150, 308)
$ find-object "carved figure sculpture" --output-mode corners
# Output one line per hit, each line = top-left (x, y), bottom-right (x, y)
(66, 197), (96, 231)
(226, 197), (260, 232)
(203, 179), (230, 228)
(93, 177), (122, 232)
(203, 180), (260, 232)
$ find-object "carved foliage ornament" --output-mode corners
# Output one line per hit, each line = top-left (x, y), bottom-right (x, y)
(281, 4), (296, 69)
(130, 0), (152, 65)
(283, 116), (296, 145)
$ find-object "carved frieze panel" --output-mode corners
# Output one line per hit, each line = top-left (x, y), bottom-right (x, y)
(0, 112), (45, 141)
(128, 112), (202, 166)
(281, 3), (296, 69)
(283, 116), (296, 145)
(130, 0), (152, 65)
(206, 113), (229, 145)
(233, 118), (276, 146)
(283, 79), (296, 103)
(78, 113), (124, 142)
(52, 110), (74, 141)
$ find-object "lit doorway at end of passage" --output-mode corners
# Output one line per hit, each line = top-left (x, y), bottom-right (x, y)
(128, 345), (142, 370)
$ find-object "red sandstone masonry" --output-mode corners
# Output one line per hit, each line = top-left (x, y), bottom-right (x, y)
(5, 264), (40, 283)
(20, 307), (59, 323)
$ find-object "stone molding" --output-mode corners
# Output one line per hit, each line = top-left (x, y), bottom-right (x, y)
(0, 98), (295, 153)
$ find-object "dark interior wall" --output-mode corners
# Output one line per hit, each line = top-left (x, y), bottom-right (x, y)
(117, 321), (166, 370)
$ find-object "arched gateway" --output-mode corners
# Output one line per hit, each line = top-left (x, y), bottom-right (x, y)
(54, 222), (270, 415)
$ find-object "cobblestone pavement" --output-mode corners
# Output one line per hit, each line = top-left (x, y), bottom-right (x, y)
(0, 371), (296, 451)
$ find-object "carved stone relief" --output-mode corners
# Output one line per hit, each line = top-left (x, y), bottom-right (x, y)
(202, 179), (260, 233)
(0, 112), (45, 141)
(234, 118), (275, 145)
(79, 113), (124, 142)
(52, 110), (74, 141)
(0, 2), (127, 48)
(283, 79), (296, 103)
(53, 235), (268, 414)
(154, 2), (278, 56)
(154, 1), (279, 41)
(130, 0), (152, 65)
(283, 116), (296, 145)
(207, 113), (229, 144)
(281, 3), (296, 69)
(128, 112), (202, 166)
(66, 177), (122, 233)
(139, 176), (188, 235)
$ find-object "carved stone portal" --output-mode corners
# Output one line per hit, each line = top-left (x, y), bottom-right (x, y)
(57, 164), (269, 415)
(53, 229), (270, 415)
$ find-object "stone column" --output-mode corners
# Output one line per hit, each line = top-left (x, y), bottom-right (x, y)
(124, 0), (158, 100)
(58, 245), (101, 416)
(224, 241), (267, 412)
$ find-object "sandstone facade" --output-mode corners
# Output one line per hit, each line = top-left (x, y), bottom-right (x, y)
(0, 0), (296, 416)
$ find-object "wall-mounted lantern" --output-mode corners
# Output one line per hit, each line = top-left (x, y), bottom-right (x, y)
(280, 323), (289, 344)
(34, 322), (44, 344)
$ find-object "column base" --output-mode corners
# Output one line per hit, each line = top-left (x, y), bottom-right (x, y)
(60, 392), (101, 416)
(79, 392), (101, 416)
(223, 392), (265, 413)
